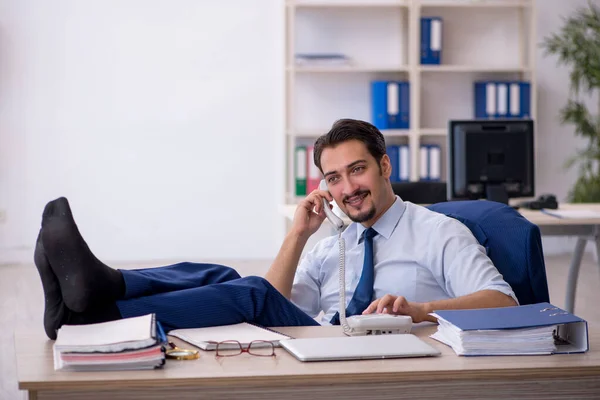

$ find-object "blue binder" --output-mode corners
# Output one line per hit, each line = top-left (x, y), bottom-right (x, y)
(476, 81), (531, 119)
(419, 144), (430, 181)
(421, 17), (442, 64)
(519, 81), (531, 118)
(387, 145), (400, 182)
(398, 144), (410, 182)
(427, 144), (441, 182)
(399, 82), (410, 129)
(434, 302), (589, 354)
(474, 81), (496, 119)
(371, 81), (410, 130)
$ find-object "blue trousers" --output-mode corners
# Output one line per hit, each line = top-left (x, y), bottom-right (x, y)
(116, 262), (320, 332)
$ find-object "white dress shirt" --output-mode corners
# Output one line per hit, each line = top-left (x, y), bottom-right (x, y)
(291, 196), (518, 325)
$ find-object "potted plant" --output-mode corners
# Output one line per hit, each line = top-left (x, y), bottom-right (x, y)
(541, 0), (600, 202)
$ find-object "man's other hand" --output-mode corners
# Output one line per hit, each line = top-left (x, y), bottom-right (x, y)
(362, 294), (434, 323)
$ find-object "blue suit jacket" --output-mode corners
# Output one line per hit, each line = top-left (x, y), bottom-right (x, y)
(427, 200), (550, 305)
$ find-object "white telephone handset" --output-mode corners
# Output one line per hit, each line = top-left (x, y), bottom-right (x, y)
(319, 180), (412, 336)
(319, 179), (344, 231)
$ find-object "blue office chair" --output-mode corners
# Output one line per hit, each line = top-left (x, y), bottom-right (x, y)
(427, 200), (550, 305)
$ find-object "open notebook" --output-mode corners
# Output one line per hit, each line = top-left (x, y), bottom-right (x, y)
(168, 322), (290, 350)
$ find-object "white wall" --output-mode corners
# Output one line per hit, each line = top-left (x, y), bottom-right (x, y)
(0, 0), (595, 265)
(0, 0), (285, 264)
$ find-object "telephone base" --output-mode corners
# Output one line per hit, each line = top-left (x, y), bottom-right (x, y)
(344, 314), (412, 336)
(345, 328), (409, 337)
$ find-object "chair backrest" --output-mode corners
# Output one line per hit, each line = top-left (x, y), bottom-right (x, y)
(426, 200), (550, 305)
(392, 182), (447, 204)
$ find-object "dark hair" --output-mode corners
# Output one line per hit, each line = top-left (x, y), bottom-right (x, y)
(313, 119), (387, 173)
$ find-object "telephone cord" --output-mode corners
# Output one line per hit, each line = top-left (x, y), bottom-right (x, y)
(337, 230), (352, 335)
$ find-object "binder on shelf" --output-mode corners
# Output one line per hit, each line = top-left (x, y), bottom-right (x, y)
(474, 81), (497, 119)
(295, 146), (307, 196)
(306, 146), (320, 193)
(509, 82), (521, 118)
(418, 144), (441, 181)
(428, 145), (441, 182)
(387, 145), (401, 183)
(496, 83), (508, 119)
(399, 81), (410, 129)
(517, 81), (531, 118)
(419, 145), (429, 181)
(399, 144), (410, 182)
(371, 81), (410, 130)
(421, 17), (442, 65)
(475, 81), (531, 119)
(504, 81), (531, 118)
(430, 302), (589, 356)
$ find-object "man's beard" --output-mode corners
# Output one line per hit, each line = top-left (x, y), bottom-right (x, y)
(343, 190), (376, 223)
(347, 206), (376, 223)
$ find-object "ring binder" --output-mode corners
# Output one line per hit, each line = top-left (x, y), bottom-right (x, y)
(430, 303), (589, 356)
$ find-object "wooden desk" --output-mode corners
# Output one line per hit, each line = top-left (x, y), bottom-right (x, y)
(16, 325), (600, 400)
(279, 202), (600, 314)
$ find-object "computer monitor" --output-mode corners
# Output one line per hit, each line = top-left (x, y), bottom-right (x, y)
(447, 119), (534, 204)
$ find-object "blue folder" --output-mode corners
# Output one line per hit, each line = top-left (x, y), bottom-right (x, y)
(371, 81), (410, 130)
(475, 81), (531, 119)
(474, 81), (495, 119)
(518, 81), (531, 118)
(434, 302), (589, 354)
(421, 17), (442, 65)
(387, 145), (400, 182)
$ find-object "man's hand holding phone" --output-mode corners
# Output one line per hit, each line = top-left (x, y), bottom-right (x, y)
(292, 189), (335, 239)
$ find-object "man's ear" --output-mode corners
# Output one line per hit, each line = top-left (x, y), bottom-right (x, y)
(380, 154), (392, 179)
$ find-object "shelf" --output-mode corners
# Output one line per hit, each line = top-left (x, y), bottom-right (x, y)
(419, 0), (531, 8)
(288, 0), (409, 8)
(419, 65), (530, 73)
(289, 65), (410, 73)
(285, 0), (536, 189)
(289, 129), (410, 138)
(420, 128), (447, 136)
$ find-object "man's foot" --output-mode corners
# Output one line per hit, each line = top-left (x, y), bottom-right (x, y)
(40, 197), (125, 313)
(34, 229), (123, 339)
(34, 230), (68, 340)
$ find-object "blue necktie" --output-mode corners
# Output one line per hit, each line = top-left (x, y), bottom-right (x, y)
(330, 227), (377, 325)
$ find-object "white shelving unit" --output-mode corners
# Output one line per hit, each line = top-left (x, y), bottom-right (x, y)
(284, 0), (537, 204)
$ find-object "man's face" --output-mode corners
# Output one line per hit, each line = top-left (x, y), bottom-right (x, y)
(320, 140), (392, 225)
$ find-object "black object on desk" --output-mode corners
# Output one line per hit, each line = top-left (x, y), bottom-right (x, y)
(518, 194), (559, 210)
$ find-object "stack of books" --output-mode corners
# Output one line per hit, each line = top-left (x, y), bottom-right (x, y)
(53, 314), (166, 371)
(430, 303), (588, 356)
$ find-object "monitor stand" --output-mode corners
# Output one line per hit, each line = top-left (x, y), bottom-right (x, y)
(486, 184), (509, 204)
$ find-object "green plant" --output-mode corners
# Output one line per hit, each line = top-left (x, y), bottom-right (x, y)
(541, 0), (600, 202)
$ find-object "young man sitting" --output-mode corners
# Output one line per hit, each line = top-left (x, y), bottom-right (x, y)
(35, 118), (517, 340)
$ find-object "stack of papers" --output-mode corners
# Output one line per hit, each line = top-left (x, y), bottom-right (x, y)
(53, 314), (166, 371)
(429, 303), (589, 356)
(431, 318), (557, 356)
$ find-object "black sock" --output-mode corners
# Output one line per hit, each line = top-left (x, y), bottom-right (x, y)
(34, 229), (68, 340)
(64, 302), (123, 326)
(34, 228), (123, 339)
(40, 197), (125, 313)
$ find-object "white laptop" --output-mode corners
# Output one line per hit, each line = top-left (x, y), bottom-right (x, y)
(279, 334), (441, 362)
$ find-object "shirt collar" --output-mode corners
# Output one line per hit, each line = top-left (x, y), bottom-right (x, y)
(354, 196), (406, 245)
